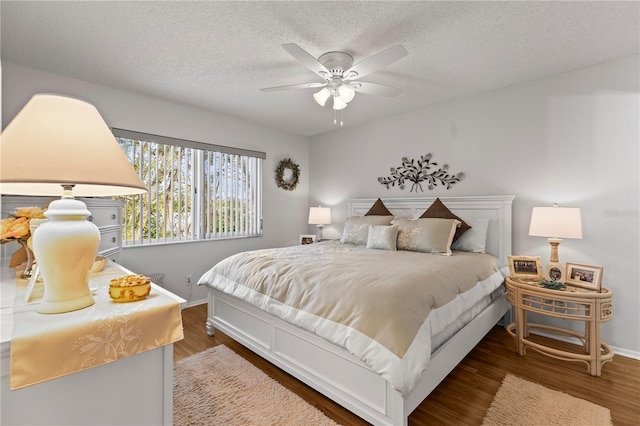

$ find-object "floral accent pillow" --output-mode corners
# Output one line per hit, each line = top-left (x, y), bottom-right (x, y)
(392, 217), (461, 255)
(366, 225), (399, 251)
(340, 216), (394, 245)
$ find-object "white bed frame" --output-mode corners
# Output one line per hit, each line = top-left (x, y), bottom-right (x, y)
(205, 196), (514, 425)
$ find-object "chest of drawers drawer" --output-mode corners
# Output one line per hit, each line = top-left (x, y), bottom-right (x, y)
(98, 227), (121, 253)
(88, 206), (121, 228)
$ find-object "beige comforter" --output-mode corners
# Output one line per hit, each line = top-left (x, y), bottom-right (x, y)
(199, 241), (499, 357)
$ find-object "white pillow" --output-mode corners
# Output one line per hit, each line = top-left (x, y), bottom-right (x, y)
(451, 217), (490, 253)
(392, 217), (460, 255)
(366, 225), (399, 251)
(340, 216), (394, 245)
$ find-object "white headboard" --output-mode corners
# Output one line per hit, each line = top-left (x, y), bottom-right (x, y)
(347, 196), (515, 266)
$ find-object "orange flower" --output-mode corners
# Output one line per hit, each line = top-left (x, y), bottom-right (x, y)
(0, 218), (15, 239)
(0, 217), (30, 240)
(14, 206), (46, 219)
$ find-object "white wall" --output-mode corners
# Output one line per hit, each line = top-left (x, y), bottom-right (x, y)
(309, 56), (640, 356)
(2, 62), (311, 305)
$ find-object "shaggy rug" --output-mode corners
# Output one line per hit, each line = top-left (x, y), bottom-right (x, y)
(482, 374), (613, 426)
(173, 345), (339, 426)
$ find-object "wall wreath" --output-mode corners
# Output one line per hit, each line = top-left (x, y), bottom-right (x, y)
(275, 158), (300, 191)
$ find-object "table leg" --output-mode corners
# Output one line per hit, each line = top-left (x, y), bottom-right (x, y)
(589, 317), (601, 376)
(515, 306), (525, 355)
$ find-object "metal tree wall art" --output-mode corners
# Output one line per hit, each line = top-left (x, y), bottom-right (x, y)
(378, 153), (465, 192)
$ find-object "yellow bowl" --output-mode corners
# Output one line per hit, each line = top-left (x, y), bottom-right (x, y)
(109, 275), (151, 303)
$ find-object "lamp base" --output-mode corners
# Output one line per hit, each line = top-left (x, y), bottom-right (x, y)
(545, 238), (565, 283)
(33, 197), (100, 314)
(544, 261), (565, 283)
(38, 293), (95, 314)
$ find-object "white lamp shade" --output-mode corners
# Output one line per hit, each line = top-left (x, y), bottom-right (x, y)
(308, 206), (331, 225)
(529, 206), (582, 239)
(338, 85), (356, 103)
(313, 88), (331, 106)
(0, 94), (147, 197)
(332, 95), (347, 111)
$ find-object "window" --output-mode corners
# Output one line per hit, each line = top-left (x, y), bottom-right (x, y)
(112, 129), (264, 246)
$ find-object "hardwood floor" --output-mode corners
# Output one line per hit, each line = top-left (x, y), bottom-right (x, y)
(174, 303), (640, 425)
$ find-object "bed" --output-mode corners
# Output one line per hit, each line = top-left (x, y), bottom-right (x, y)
(198, 196), (514, 425)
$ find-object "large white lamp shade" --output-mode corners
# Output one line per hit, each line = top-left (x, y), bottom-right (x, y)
(0, 94), (147, 313)
(529, 205), (582, 282)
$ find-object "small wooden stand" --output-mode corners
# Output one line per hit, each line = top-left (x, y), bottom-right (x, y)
(505, 276), (614, 376)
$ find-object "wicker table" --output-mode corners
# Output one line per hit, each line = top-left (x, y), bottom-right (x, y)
(505, 276), (614, 376)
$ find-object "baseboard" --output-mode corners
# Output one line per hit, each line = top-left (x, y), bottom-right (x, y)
(182, 298), (207, 309)
(529, 329), (640, 360)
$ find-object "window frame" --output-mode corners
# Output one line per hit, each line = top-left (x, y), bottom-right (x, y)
(112, 128), (265, 246)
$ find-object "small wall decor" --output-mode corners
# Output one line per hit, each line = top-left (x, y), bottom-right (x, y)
(275, 158), (300, 191)
(378, 153), (465, 192)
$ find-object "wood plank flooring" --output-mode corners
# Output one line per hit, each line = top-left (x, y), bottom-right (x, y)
(174, 303), (640, 425)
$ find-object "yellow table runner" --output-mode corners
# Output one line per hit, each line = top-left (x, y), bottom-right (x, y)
(10, 262), (183, 390)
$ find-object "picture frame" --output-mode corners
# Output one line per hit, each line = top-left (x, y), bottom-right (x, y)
(565, 262), (603, 291)
(299, 234), (316, 245)
(508, 255), (543, 279)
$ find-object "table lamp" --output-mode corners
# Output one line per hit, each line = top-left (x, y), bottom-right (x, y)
(308, 206), (331, 240)
(0, 94), (147, 314)
(528, 204), (582, 282)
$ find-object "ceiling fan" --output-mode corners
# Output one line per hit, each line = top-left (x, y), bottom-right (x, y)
(261, 43), (408, 112)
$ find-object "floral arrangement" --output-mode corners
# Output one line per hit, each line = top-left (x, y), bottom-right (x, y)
(1, 206), (47, 242)
(1, 206), (47, 277)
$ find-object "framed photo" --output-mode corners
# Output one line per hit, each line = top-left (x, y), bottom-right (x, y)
(299, 234), (316, 245)
(508, 255), (543, 279)
(565, 262), (603, 291)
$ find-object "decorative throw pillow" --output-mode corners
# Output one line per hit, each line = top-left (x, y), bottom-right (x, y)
(392, 217), (461, 255)
(366, 225), (399, 251)
(364, 198), (393, 216)
(451, 217), (490, 253)
(340, 216), (394, 245)
(419, 198), (471, 242)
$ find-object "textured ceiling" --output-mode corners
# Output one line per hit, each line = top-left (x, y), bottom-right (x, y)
(2, 1), (639, 136)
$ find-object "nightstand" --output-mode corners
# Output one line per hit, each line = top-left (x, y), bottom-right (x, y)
(505, 276), (614, 376)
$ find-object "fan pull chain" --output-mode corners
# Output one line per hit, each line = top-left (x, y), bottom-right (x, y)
(333, 110), (344, 127)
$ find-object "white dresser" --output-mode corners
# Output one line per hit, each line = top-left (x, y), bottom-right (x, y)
(1, 196), (123, 263)
(1, 261), (185, 425)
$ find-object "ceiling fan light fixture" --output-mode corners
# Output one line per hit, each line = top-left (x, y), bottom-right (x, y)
(338, 85), (355, 103)
(332, 94), (347, 111)
(313, 87), (331, 106)
(345, 70), (359, 80)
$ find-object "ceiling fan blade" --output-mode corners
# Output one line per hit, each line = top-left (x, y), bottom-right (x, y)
(261, 82), (327, 92)
(344, 45), (408, 80)
(350, 81), (402, 97)
(282, 43), (332, 78)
